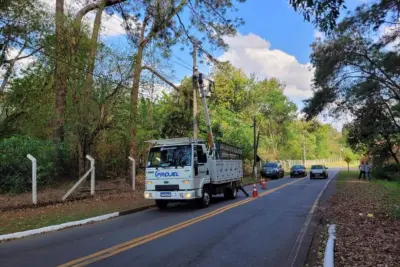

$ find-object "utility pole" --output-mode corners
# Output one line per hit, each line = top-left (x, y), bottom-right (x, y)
(302, 132), (306, 166)
(253, 116), (257, 178)
(192, 39), (198, 139)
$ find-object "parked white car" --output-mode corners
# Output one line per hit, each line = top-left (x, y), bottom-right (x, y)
(310, 165), (328, 179)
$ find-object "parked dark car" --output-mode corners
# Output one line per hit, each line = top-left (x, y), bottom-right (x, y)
(260, 162), (284, 179)
(290, 165), (307, 178)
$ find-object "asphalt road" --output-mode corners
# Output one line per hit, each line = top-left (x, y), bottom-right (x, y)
(0, 168), (340, 267)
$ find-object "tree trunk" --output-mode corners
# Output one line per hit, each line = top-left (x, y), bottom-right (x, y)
(54, 0), (66, 144)
(84, 0), (105, 96)
(129, 43), (145, 168)
(347, 163), (349, 172)
(53, 0), (67, 177)
(389, 146), (400, 164)
(78, 139), (87, 177)
(384, 135), (400, 164)
(77, 2), (105, 176)
(0, 44), (25, 93)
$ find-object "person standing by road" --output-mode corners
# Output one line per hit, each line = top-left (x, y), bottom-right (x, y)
(366, 161), (372, 181)
(358, 161), (366, 180)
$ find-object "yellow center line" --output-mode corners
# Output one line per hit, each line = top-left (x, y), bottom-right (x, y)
(58, 178), (304, 267)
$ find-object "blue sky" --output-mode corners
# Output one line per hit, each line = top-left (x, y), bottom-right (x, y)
(168, 0), (316, 80)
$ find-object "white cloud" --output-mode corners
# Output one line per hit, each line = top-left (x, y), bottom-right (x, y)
(100, 13), (125, 37)
(219, 33), (314, 102)
(40, 0), (125, 37)
(378, 20), (400, 51)
(313, 30), (325, 41)
(0, 48), (35, 80)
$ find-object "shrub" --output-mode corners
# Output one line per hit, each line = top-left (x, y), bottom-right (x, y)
(0, 135), (61, 193)
(371, 163), (400, 182)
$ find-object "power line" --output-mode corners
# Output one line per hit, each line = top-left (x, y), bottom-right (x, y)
(7, 36), (190, 93)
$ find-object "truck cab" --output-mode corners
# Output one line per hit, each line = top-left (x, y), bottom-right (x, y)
(144, 138), (242, 209)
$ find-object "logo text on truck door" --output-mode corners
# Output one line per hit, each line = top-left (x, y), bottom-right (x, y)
(155, 171), (179, 178)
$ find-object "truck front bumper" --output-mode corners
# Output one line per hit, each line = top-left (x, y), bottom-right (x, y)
(144, 190), (199, 200)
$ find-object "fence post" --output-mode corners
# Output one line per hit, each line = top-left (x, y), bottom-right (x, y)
(86, 155), (95, 196)
(129, 156), (136, 191)
(27, 154), (37, 205)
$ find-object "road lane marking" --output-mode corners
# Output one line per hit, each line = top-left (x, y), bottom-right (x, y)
(58, 178), (305, 267)
(288, 169), (340, 267)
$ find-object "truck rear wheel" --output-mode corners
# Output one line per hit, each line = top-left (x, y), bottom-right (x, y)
(224, 182), (237, 200)
(155, 200), (168, 209)
(198, 187), (211, 208)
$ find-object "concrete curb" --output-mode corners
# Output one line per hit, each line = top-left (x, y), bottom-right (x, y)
(0, 205), (155, 242)
(323, 224), (336, 267)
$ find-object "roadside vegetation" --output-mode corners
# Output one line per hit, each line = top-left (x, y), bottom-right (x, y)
(299, 0), (400, 265)
(1, 1), (352, 198)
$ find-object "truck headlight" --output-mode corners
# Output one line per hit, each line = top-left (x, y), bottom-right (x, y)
(144, 192), (149, 198)
(147, 181), (152, 185)
(185, 193), (191, 198)
(183, 180), (190, 184)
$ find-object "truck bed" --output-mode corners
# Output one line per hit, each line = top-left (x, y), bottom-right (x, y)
(209, 159), (243, 184)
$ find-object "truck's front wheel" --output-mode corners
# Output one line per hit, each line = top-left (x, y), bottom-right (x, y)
(198, 187), (211, 208)
(155, 200), (168, 209)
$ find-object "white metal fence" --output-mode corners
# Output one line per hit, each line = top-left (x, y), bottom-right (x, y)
(260, 158), (348, 171)
(26, 154), (137, 205)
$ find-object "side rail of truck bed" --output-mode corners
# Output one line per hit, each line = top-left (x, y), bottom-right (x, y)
(209, 159), (243, 184)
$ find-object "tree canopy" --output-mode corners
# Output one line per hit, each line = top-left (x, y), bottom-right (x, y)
(302, 0), (400, 163)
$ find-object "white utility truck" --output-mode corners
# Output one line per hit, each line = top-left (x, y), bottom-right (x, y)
(144, 71), (244, 209)
(144, 139), (243, 209)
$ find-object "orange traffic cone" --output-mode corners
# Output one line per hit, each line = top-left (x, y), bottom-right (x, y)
(252, 184), (258, 198)
(261, 179), (267, 189)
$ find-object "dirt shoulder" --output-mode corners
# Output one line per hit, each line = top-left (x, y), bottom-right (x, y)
(0, 177), (154, 235)
(306, 171), (400, 267)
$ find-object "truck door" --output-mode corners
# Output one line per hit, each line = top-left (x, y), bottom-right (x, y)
(194, 145), (209, 178)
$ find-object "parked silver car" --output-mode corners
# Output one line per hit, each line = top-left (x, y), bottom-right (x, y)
(310, 165), (328, 179)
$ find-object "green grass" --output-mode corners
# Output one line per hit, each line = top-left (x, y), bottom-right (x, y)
(0, 206), (114, 235)
(374, 180), (400, 219)
(336, 170), (359, 182)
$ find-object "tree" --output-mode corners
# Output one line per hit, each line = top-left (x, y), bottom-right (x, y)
(302, 1), (400, 164)
(54, 0), (129, 174)
(0, 0), (49, 92)
(289, 0), (347, 31)
(116, 0), (245, 169)
(344, 155), (351, 172)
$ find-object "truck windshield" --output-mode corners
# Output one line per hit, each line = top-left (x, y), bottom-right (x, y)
(147, 145), (192, 168)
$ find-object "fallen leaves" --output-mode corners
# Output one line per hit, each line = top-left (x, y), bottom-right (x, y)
(326, 176), (400, 267)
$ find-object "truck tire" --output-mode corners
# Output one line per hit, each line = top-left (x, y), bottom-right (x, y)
(224, 182), (237, 200)
(155, 200), (168, 209)
(198, 187), (211, 208)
